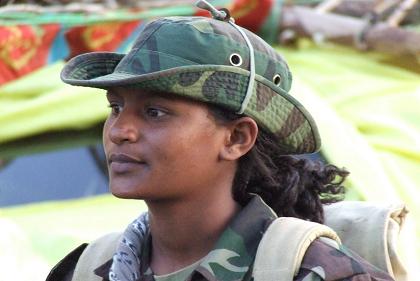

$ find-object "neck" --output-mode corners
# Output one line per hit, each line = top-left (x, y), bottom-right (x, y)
(146, 187), (241, 275)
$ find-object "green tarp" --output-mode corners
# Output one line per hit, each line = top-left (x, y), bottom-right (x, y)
(0, 195), (145, 280)
(1, 42), (419, 279)
(0, 62), (108, 146)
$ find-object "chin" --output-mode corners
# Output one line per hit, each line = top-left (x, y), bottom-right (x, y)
(111, 191), (136, 199)
(109, 184), (147, 200)
(108, 176), (151, 198)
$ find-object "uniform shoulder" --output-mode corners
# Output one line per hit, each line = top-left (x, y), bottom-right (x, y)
(46, 232), (121, 281)
(295, 238), (394, 281)
(46, 243), (88, 281)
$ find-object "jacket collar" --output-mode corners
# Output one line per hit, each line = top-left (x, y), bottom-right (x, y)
(95, 195), (276, 281)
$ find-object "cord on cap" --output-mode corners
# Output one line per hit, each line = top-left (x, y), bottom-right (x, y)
(195, 0), (228, 21)
(195, 0), (256, 114)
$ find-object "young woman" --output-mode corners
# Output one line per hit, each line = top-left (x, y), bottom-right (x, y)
(49, 4), (393, 281)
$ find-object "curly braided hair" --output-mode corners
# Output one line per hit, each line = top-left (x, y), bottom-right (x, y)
(209, 105), (348, 224)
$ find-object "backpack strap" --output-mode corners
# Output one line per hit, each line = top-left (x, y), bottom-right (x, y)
(72, 232), (122, 281)
(252, 217), (341, 281)
(324, 201), (409, 281)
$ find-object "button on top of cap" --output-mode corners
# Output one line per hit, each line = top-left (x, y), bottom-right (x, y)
(195, 0), (233, 22)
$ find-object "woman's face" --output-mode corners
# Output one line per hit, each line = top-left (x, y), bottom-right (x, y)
(103, 87), (233, 201)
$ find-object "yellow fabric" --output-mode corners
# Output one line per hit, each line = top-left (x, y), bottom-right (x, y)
(278, 43), (420, 264)
(0, 195), (144, 280)
(0, 61), (109, 145)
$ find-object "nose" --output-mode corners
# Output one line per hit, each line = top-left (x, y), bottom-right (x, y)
(107, 111), (140, 144)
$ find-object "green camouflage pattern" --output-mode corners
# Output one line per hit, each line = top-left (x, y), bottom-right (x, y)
(61, 16), (320, 154)
(296, 239), (393, 281)
(131, 196), (393, 281)
(46, 196), (395, 280)
(137, 195), (276, 281)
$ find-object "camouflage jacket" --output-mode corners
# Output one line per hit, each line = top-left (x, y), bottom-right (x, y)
(48, 196), (393, 281)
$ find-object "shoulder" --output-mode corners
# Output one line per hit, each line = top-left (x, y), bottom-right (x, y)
(46, 232), (122, 281)
(295, 238), (394, 281)
(46, 243), (88, 281)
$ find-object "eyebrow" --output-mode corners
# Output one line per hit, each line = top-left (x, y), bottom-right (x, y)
(106, 90), (120, 98)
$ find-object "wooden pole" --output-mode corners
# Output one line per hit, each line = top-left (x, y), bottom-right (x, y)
(280, 6), (420, 58)
(315, 0), (343, 13)
(387, 0), (418, 27)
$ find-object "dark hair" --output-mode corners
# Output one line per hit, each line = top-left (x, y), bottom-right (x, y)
(209, 105), (348, 224)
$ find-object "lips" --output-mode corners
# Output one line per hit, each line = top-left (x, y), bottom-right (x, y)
(109, 153), (143, 164)
(108, 153), (146, 174)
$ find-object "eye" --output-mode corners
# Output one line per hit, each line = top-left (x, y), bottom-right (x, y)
(145, 107), (166, 118)
(108, 103), (122, 116)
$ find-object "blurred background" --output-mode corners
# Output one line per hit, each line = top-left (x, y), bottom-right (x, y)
(0, 0), (419, 280)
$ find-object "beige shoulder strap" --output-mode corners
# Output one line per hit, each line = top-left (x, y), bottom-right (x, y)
(324, 201), (409, 281)
(72, 232), (122, 281)
(253, 217), (340, 281)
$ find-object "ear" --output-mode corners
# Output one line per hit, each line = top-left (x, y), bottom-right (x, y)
(219, 117), (258, 161)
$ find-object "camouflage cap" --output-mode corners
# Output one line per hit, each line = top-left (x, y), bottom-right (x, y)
(61, 15), (321, 154)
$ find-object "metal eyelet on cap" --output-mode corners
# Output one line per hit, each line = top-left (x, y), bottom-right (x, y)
(196, 0), (254, 115)
(273, 74), (282, 86)
(229, 53), (243, 67)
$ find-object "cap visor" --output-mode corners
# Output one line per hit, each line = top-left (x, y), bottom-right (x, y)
(61, 52), (125, 87)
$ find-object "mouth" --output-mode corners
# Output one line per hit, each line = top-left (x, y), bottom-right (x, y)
(108, 153), (146, 174)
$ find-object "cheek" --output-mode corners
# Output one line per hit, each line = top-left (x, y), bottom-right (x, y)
(165, 127), (221, 170)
